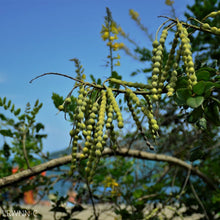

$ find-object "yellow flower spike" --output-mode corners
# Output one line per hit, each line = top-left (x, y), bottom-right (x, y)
(107, 41), (112, 46)
(116, 54), (120, 59)
(102, 31), (109, 41)
(117, 26), (126, 37)
(129, 9), (140, 20)
(165, 0), (174, 6)
(111, 26), (119, 34)
(82, 74), (86, 80)
(118, 42), (125, 49)
(115, 60), (120, 66)
(117, 26), (122, 32)
(100, 24), (108, 33)
(114, 34), (118, 40)
(112, 42), (119, 51)
(109, 36), (115, 41)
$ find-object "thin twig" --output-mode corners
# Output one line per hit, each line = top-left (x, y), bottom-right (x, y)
(30, 72), (154, 95)
(86, 181), (98, 220)
(22, 127), (31, 169)
(179, 168), (191, 197)
(158, 15), (219, 35)
(190, 181), (209, 220)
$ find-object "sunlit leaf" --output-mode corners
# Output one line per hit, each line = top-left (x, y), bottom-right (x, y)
(186, 96), (204, 108)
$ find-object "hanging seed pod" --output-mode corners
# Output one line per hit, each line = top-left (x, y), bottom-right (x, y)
(126, 94), (155, 150)
(166, 69), (178, 96)
(159, 31), (180, 91)
(91, 90), (107, 158)
(125, 88), (141, 107)
(109, 123), (117, 150)
(141, 94), (158, 141)
(81, 102), (98, 157)
(210, 26), (220, 35)
(125, 94), (142, 130)
(141, 106), (159, 139)
(203, 10), (220, 20)
(151, 30), (168, 100)
(106, 87), (124, 128)
(177, 22), (197, 89)
(106, 103), (114, 129)
(70, 86), (90, 173)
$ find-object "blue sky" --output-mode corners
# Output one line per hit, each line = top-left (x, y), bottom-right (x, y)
(0, 0), (192, 153)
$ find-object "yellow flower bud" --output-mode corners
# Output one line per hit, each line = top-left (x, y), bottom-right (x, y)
(118, 42), (125, 49)
(111, 26), (119, 34)
(102, 31), (109, 41)
(115, 60), (120, 66)
(129, 9), (139, 20)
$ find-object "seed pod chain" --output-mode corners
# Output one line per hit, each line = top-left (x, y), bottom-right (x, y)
(177, 21), (197, 89)
(106, 87), (124, 129)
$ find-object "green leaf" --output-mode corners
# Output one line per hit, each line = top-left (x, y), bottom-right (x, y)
(35, 123), (45, 132)
(193, 81), (206, 95)
(133, 189), (143, 199)
(0, 129), (13, 137)
(175, 76), (188, 88)
(175, 88), (192, 105)
(186, 96), (204, 108)
(197, 67), (216, 77)
(187, 107), (203, 123)
(90, 74), (96, 82)
(193, 81), (215, 97)
(52, 93), (64, 109)
(14, 108), (21, 116)
(111, 71), (122, 80)
(131, 71), (138, 76)
(196, 70), (210, 81)
(204, 102), (220, 126)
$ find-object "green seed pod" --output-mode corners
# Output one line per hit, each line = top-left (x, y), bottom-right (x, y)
(211, 27), (220, 34)
(82, 130), (87, 137)
(166, 69), (178, 96)
(83, 147), (89, 154)
(152, 40), (159, 48)
(159, 31), (179, 90)
(141, 106), (159, 138)
(85, 141), (91, 148)
(177, 22), (197, 88)
(206, 11), (220, 19)
(126, 95), (141, 130)
(58, 105), (64, 111)
(95, 150), (102, 156)
(79, 154), (85, 159)
(90, 112), (96, 119)
(69, 129), (75, 137)
(65, 97), (71, 104)
(109, 78), (151, 89)
(154, 56), (162, 62)
(96, 142), (102, 150)
(106, 87), (123, 129)
(77, 111), (84, 120)
(118, 121), (124, 129)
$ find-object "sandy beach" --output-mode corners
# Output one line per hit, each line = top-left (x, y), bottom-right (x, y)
(5, 203), (205, 220)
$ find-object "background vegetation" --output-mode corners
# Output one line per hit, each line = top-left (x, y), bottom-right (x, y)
(0, 0), (219, 219)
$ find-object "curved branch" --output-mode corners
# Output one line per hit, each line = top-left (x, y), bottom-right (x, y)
(0, 148), (218, 190)
(29, 72), (153, 95)
(158, 15), (219, 36)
